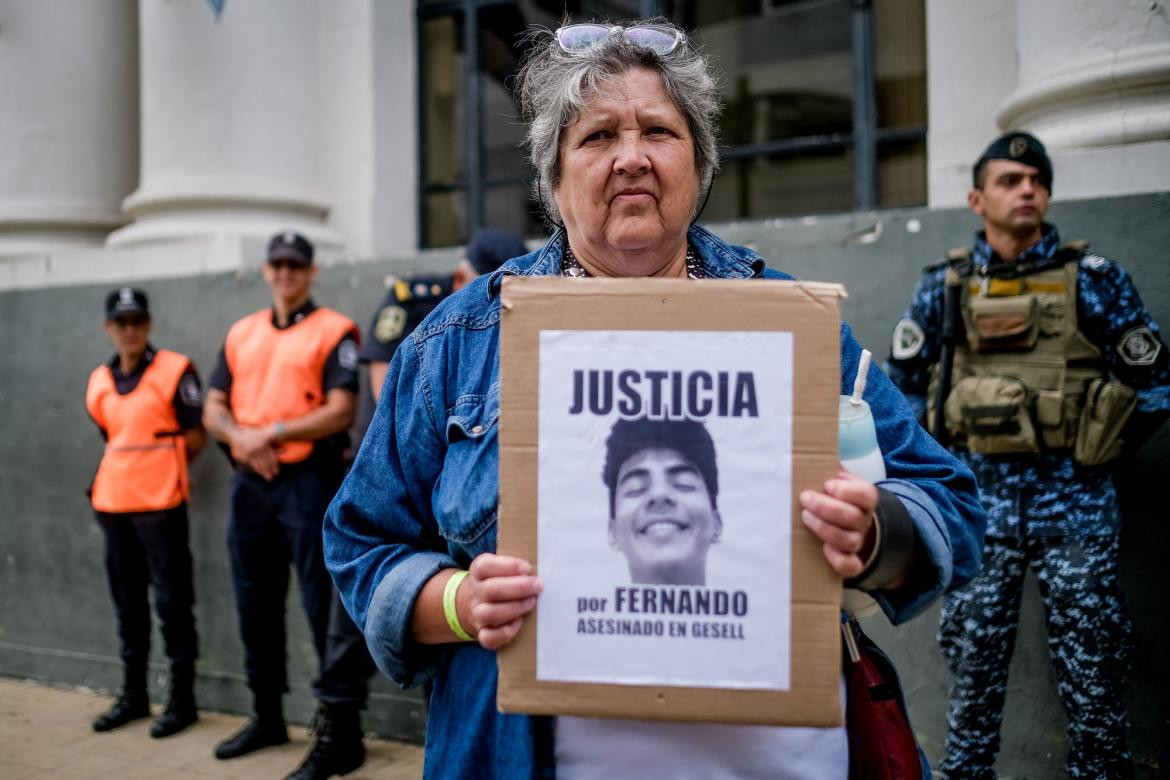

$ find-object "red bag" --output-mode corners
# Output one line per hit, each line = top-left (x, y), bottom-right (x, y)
(844, 617), (924, 780)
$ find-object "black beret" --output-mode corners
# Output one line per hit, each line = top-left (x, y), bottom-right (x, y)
(974, 131), (1053, 192)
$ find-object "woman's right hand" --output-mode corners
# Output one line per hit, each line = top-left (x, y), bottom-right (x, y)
(457, 554), (542, 650)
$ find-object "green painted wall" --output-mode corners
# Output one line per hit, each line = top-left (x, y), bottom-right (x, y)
(1, 192), (1166, 776)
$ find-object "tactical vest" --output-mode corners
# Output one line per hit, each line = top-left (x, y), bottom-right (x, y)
(225, 306), (356, 464)
(86, 349), (191, 513)
(927, 241), (1130, 462)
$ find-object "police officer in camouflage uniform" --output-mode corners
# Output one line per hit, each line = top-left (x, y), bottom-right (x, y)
(886, 131), (1170, 779)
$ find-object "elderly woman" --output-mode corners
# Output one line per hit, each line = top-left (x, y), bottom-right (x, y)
(325, 21), (984, 778)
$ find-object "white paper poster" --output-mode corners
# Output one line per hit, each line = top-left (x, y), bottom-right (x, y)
(536, 330), (794, 690)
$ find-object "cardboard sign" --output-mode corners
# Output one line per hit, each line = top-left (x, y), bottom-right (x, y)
(497, 276), (844, 727)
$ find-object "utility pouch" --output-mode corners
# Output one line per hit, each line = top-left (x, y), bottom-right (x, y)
(1075, 379), (1137, 466)
(945, 375), (1039, 454)
(1034, 388), (1081, 449)
(966, 295), (1039, 351)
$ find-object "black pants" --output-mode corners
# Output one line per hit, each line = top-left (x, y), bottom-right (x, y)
(320, 587), (376, 706)
(96, 505), (198, 674)
(227, 469), (373, 706)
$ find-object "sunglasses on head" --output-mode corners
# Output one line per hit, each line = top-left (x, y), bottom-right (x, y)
(268, 258), (309, 271)
(554, 24), (684, 56)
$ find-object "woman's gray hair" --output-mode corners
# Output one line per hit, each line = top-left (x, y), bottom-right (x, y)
(515, 22), (721, 225)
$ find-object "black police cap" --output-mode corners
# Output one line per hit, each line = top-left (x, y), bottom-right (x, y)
(267, 230), (314, 266)
(105, 287), (150, 320)
(974, 131), (1053, 192)
(466, 228), (528, 276)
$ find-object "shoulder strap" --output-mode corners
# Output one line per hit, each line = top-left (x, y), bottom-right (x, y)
(148, 349), (191, 394)
(311, 307), (359, 346)
(1054, 239), (1089, 266)
(85, 365), (115, 427)
(923, 247), (970, 275)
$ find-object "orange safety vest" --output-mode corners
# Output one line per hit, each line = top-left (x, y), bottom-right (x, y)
(86, 349), (192, 513)
(224, 306), (357, 464)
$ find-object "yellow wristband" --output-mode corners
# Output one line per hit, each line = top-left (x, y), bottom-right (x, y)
(443, 570), (475, 642)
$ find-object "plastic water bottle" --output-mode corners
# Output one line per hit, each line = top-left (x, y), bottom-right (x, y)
(840, 348), (886, 482)
(840, 349), (883, 615)
(839, 400), (886, 483)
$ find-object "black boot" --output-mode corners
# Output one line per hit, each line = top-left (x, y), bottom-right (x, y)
(93, 666), (150, 732)
(285, 703), (365, 780)
(150, 664), (198, 738)
(215, 693), (288, 760)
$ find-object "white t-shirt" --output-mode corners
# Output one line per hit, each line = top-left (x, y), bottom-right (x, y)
(555, 676), (849, 779)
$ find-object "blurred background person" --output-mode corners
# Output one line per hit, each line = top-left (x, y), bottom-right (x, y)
(360, 227), (528, 408)
(202, 232), (372, 779)
(86, 287), (205, 739)
(344, 226), (526, 720)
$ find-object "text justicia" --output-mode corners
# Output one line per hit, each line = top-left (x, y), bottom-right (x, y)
(567, 369), (759, 418)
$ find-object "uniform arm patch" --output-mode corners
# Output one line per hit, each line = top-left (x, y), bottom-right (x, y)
(1118, 326), (1161, 366)
(178, 375), (202, 406)
(374, 305), (407, 343)
(892, 318), (926, 360)
(338, 339), (360, 372)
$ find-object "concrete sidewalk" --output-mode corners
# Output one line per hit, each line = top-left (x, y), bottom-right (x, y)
(0, 677), (424, 779)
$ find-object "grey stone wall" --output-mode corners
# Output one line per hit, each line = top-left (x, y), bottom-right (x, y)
(1, 192), (1166, 775)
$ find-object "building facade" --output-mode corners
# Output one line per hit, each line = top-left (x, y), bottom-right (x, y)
(1, 0), (1168, 773)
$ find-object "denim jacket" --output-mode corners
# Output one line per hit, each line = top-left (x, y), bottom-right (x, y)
(324, 225), (986, 779)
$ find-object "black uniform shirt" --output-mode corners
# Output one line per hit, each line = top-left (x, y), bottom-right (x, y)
(354, 275), (453, 441)
(358, 275), (453, 365)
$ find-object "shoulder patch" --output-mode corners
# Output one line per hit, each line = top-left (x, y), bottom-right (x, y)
(178, 375), (201, 406)
(374, 305), (408, 343)
(338, 339), (359, 371)
(892, 318), (926, 360)
(1082, 254), (1110, 272)
(1117, 326), (1161, 366)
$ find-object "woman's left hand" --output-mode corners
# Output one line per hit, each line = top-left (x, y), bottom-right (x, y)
(799, 468), (878, 579)
(461, 554), (542, 651)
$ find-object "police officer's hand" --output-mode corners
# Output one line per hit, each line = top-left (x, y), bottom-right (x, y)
(458, 554), (542, 651)
(799, 468), (879, 579)
(229, 427), (280, 481)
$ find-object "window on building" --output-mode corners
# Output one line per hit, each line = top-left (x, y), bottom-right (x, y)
(417, 0), (926, 248)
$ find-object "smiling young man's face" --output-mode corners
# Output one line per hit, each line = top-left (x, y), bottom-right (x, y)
(609, 446), (721, 586)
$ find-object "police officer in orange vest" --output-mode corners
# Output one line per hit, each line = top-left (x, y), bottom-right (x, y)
(203, 232), (371, 778)
(86, 287), (206, 739)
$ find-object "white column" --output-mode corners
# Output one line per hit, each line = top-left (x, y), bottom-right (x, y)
(369, 0), (419, 255)
(316, 0), (419, 257)
(108, 0), (341, 250)
(925, 0), (1018, 207)
(0, 1), (138, 253)
(996, 0), (1170, 199)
